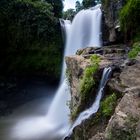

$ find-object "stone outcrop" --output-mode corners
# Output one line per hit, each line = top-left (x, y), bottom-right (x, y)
(104, 55), (140, 140)
(65, 46), (126, 120)
(65, 46), (140, 140)
(102, 0), (126, 43)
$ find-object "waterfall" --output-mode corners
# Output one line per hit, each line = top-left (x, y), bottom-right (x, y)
(64, 67), (112, 138)
(11, 4), (103, 140)
(64, 4), (102, 56)
(45, 4), (103, 138)
(61, 4), (102, 81)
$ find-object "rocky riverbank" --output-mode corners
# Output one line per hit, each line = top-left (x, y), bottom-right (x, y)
(65, 45), (140, 140)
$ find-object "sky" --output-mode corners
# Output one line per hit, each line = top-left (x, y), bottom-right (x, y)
(63, 0), (83, 11)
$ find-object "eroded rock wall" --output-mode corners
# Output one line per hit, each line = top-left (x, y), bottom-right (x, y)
(65, 46), (140, 140)
(102, 0), (126, 43)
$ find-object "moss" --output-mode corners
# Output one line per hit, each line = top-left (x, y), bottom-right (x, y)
(90, 93), (118, 125)
(100, 93), (117, 118)
(71, 54), (101, 120)
(71, 92), (119, 140)
(79, 54), (101, 101)
(128, 42), (140, 59)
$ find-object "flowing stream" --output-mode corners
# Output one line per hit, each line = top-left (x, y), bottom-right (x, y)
(0, 4), (102, 140)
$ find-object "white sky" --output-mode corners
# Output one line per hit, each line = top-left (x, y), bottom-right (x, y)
(63, 0), (82, 11)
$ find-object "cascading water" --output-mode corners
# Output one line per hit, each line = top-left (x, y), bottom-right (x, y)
(61, 4), (102, 81)
(10, 4), (103, 140)
(64, 67), (112, 138)
(44, 4), (102, 138)
(64, 4), (102, 56)
(60, 19), (72, 82)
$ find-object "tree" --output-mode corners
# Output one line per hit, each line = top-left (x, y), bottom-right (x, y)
(63, 8), (76, 21)
(82, 0), (96, 8)
(0, 0), (63, 80)
(119, 0), (140, 42)
(44, 0), (63, 17)
(75, 1), (82, 12)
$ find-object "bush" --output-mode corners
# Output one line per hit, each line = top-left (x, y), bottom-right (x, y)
(0, 0), (63, 81)
(79, 54), (101, 100)
(128, 42), (140, 59)
(101, 93), (117, 117)
(119, 0), (140, 41)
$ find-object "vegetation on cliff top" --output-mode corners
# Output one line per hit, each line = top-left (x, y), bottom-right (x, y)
(79, 54), (101, 101)
(71, 54), (101, 120)
(0, 0), (63, 81)
(63, 0), (101, 20)
(119, 0), (140, 42)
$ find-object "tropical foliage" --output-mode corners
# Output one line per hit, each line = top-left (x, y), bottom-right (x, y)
(0, 0), (63, 81)
(119, 0), (140, 41)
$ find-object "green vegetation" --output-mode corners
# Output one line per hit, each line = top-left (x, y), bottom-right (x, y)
(82, 0), (101, 8)
(101, 93), (117, 117)
(119, 0), (140, 42)
(91, 93), (117, 125)
(0, 0), (63, 81)
(71, 92), (119, 139)
(128, 42), (140, 59)
(79, 54), (101, 100)
(63, 8), (76, 21)
(71, 54), (101, 120)
(63, 0), (101, 20)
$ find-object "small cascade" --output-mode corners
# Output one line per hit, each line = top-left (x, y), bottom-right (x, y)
(65, 67), (112, 138)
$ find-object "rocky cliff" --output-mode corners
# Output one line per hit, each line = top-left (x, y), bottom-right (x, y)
(65, 46), (140, 140)
(102, 0), (126, 43)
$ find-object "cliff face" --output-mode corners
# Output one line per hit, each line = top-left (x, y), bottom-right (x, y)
(102, 0), (126, 43)
(65, 46), (140, 140)
(104, 55), (140, 140)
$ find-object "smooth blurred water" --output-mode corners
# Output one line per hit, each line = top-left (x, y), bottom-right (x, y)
(0, 82), (57, 140)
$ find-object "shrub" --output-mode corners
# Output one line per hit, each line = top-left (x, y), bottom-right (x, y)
(119, 0), (140, 41)
(101, 93), (117, 117)
(79, 54), (101, 100)
(128, 42), (140, 59)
